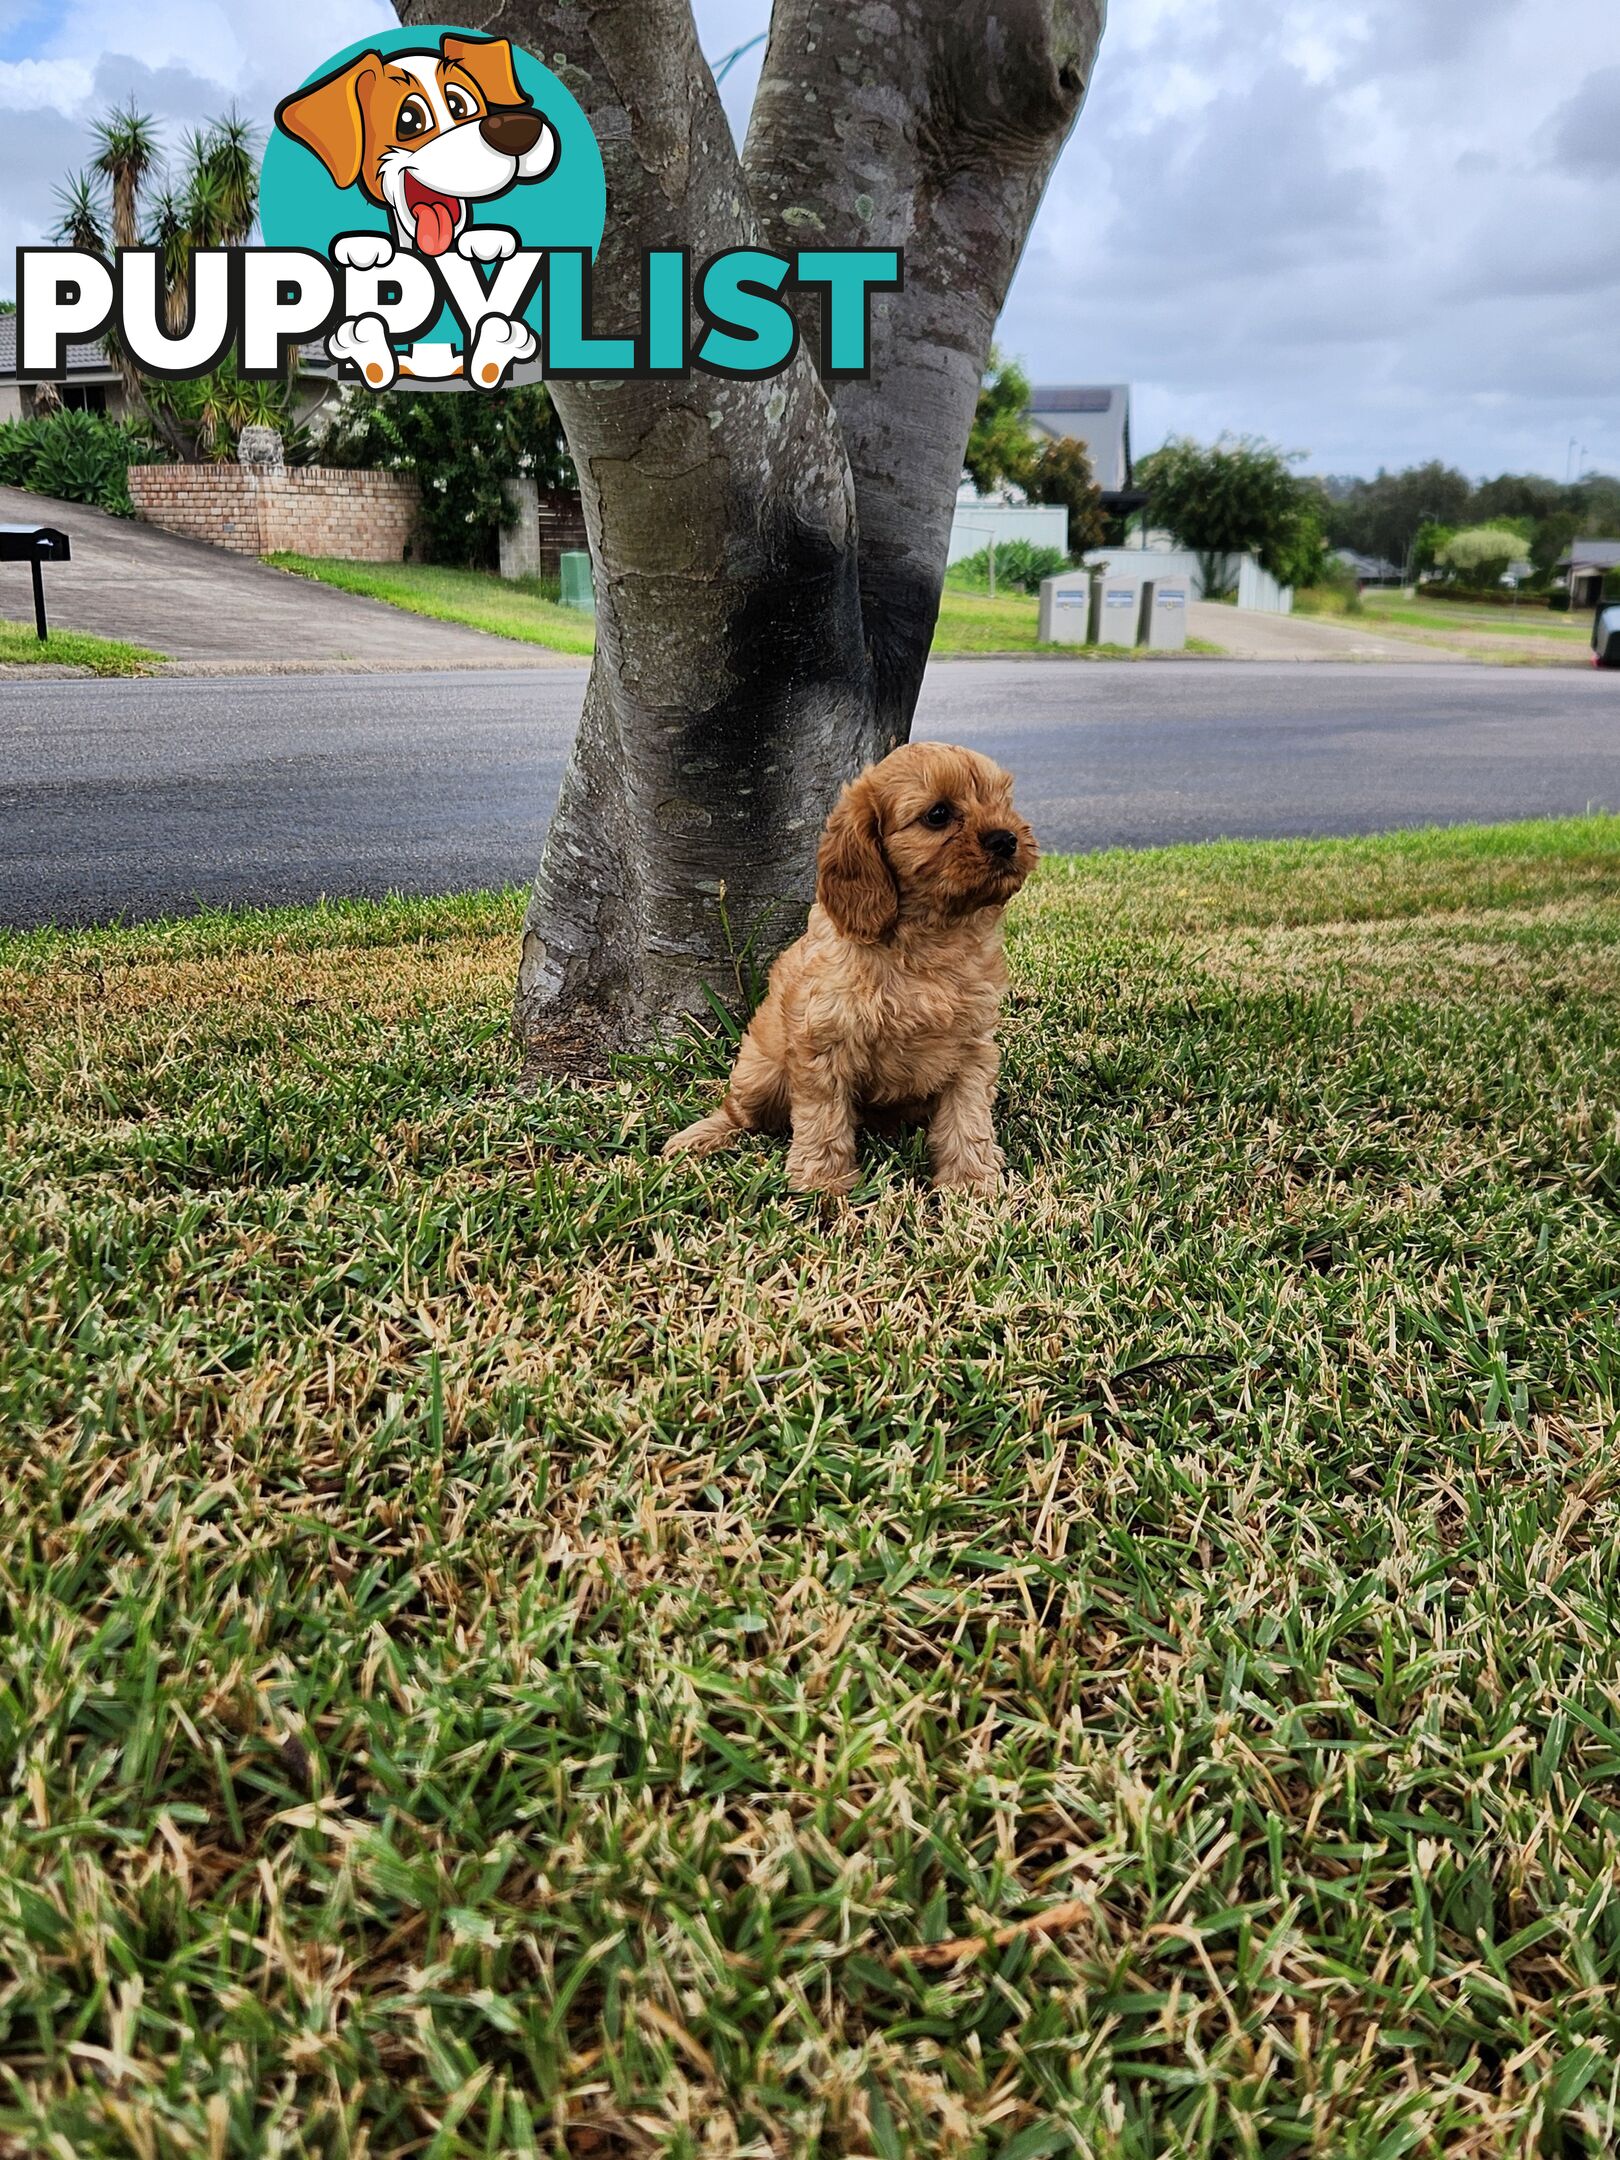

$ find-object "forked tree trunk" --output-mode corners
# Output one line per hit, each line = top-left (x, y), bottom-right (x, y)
(395, 0), (1105, 1059)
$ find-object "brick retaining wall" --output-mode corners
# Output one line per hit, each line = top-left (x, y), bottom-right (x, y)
(128, 465), (421, 560)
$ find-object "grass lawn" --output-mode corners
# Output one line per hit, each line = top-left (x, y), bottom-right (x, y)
(266, 556), (598, 658)
(5, 817), (1620, 2154)
(1360, 594), (1589, 642)
(265, 561), (1218, 661)
(0, 619), (164, 675)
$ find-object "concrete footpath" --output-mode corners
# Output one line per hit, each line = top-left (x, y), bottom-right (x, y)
(0, 486), (563, 670)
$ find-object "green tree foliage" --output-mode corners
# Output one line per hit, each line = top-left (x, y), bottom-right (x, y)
(1323, 462), (1474, 568)
(964, 348), (1036, 495)
(1439, 525), (1527, 590)
(1327, 465), (1620, 587)
(319, 386), (574, 568)
(1025, 434), (1108, 555)
(1138, 435), (1325, 595)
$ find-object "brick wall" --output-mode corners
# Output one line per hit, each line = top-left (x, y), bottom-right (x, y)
(128, 465), (422, 560)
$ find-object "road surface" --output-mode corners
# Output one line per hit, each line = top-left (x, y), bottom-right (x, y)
(2, 659), (1615, 928)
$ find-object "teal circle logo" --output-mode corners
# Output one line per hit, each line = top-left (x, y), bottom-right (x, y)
(261, 26), (605, 377)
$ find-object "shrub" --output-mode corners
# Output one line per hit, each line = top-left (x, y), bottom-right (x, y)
(0, 408), (157, 516)
(1438, 525), (1526, 591)
(949, 540), (1070, 595)
(319, 384), (573, 568)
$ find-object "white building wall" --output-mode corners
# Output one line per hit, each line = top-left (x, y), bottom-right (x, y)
(948, 501), (1069, 565)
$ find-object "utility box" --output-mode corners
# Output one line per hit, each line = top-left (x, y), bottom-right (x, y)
(1092, 570), (1141, 646)
(1139, 580), (1189, 650)
(1037, 571), (1094, 645)
(559, 549), (595, 613)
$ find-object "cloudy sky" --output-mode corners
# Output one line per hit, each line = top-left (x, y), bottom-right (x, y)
(2, 0), (1614, 482)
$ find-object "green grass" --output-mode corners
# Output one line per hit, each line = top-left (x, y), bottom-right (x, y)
(1361, 593), (1587, 641)
(0, 619), (164, 674)
(264, 563), (1214, 663)
(4, 816), (1620, 2155)
(266, 556), (598, 657)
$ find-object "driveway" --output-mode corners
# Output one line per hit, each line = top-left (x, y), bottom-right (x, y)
(4, 659), (1616, 927)
(0, 487), (560, 669)
(1188, 601), (1464, 663)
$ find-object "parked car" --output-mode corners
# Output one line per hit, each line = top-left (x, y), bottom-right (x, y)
(1595, 601), (1620, 669)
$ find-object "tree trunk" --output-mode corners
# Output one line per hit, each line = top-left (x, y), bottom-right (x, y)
(393, 0), (1105, 1059)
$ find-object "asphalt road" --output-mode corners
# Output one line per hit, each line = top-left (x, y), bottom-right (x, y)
(3, 659), (1616, 928)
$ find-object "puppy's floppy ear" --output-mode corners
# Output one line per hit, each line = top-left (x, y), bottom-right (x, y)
(275, 54), (380, 191)
(441, 34), (530, 108)
(817, 774), (898, 943)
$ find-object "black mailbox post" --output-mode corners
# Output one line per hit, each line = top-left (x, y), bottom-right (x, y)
(0, 523), (71, 641)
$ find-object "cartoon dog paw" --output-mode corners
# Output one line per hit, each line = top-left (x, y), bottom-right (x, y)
(333, 232), (395, 272)
(466, 314), (536, 389)
(328, 313), (398, 390)
(457, 225), (518, 265)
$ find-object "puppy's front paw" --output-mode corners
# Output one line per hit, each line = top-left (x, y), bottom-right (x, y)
(327, 314), (397, 389)
(466, 314), (537, 389)
(334, 232), (395, 272)
(786, 1146), (857, 1196)
(932, 1140), (1005, 1193)
(933, 1166), (1004, 1195)
(457, 224), (518, 263)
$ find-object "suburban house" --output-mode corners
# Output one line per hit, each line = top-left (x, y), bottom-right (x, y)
(1025, 383), (1143, 514)
(0, 314), (128, 419)
(0, 319), (337, 431)
(1556, 539), (1620, 609)
(1334, 546), (1403, 586)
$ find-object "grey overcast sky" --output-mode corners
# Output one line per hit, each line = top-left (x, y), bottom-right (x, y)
(2, 0), (1614, 481)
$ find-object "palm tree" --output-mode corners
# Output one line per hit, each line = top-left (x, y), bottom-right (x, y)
(50, 102), (286, 458)
(90, 103), (160, 251)
(51, 171), (109, 254)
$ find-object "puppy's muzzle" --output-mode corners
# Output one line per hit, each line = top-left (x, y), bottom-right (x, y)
(480, 108), (545, 155)
(981, 828), (1019, 863)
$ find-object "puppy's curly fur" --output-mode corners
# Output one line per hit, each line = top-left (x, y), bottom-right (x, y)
(663, 742), (1038, 1193)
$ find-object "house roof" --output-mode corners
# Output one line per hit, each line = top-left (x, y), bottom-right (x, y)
(1024, 383), (1132, 494)
(1556, 538), (1620, 570)
(0, 314), (121, 379)
(1335, 546), (1402, 580)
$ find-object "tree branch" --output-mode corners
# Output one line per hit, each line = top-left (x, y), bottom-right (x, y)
(743, 0), (1106, 734)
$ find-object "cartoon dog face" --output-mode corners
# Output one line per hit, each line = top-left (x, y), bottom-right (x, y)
(276, 35), (558, 257)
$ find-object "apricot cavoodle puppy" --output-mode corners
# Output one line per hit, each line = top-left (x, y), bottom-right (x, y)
(663, 741), (1038, 1194)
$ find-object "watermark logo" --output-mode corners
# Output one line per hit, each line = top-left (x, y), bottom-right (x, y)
(16, 26), (901, 392)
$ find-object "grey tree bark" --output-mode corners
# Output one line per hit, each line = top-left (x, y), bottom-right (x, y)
(394, 0), (1106, 1060)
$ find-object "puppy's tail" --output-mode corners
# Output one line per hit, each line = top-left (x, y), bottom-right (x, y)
(661, 1095), (750, 1161)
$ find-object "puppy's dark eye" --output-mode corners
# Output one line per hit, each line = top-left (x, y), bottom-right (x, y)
(444, 84), (478, 122)
(922, 801), (953, 829)
(397, 95), (433, 140)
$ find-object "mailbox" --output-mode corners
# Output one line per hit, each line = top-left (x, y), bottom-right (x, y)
(1037, 571), (1094, 645)
(1139, 580), (1189, 650)
(0, 523), (71, 641)
(1093, 573), (1141, 647)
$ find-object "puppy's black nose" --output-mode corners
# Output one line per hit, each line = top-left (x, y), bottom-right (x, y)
(481, 109), (543, 155)
(982, 828), (1019, 862)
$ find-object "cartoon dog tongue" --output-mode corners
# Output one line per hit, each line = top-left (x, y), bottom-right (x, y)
(405, 178), (459, 256)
